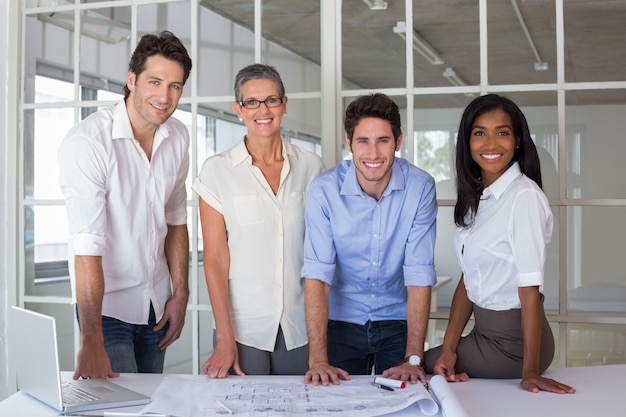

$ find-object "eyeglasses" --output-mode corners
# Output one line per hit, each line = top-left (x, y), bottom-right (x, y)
(239, 97), (284, 109)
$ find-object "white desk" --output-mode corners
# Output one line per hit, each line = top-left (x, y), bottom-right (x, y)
(1, 364), (624, 416)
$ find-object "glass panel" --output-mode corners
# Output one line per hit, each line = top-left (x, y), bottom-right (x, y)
(26, 13), (76, 104)
(544, 208), (560, 314)
(414, 1), (479, 89)
(25, 205), (70, 297)
(78, 5), (132, 96)
(567, 206), (626, 315)
(433, 206), (461, 312)
(488, 0), (556, 84)
(342, 0), (406, 89)
(565, 90), (626, 199)
(414, 96), (465, 194)
(564, 1), (626, 83)
(282, 97), (321, 145)
(508, 92), (559, 199)
(163, 310), (194, 374)
(28, 0), (73, 7)
(171, 108), (198, 194)
(567, 323), (626, 367)
(263, 1), (320, 94)
(199, 310), (215, 374)
(31, 106), (74, 200)
(198, 1), (254, 97)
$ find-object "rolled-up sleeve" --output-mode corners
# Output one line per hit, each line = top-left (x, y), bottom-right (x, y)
(58, 132), (109, 256)
(403, 175), (438, 287)
(302, 179), (337, 284)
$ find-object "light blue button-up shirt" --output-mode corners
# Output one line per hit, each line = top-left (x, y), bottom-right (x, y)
(302, 158), (437, 324)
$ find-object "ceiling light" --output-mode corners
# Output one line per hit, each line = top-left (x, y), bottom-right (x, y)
(362, 0), (388, 10)
(393, 21), (444, 66)
(511, 0), (548, 71)
(442, 67), (467, 86)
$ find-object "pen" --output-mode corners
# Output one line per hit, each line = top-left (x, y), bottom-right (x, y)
(216, 399), (235, 414)
(371, 381), (394, 391)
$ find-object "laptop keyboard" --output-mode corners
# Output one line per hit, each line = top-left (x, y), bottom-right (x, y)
(62, 382), (102, 404)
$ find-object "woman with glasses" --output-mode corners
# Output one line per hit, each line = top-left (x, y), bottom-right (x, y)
(193, 64), (324, 377)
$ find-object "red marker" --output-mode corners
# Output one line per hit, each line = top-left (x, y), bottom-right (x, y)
(373, 376), (406, 389)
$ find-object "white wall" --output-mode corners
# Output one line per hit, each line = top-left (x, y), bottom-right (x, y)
(0, 0), (18, 403)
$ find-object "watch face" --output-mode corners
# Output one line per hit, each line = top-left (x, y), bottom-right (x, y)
(409, 355), (421, 366)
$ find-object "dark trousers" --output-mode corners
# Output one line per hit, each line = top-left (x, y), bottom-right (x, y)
(424, 301), (554, 378)
(77, 303), (168, 373)
(214, 326), (309, 375)
(327, 319), (407, 375)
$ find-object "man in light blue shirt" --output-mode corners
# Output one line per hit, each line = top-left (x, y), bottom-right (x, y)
(302, 93), (437, 387)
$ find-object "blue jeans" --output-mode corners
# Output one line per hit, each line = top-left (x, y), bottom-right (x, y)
(327, 319), (407, 375)
(77, 303), (168, 373)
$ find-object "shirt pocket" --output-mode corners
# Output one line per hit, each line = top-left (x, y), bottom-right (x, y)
(288, 191), (306, 222)
(233, 195), (264, 225)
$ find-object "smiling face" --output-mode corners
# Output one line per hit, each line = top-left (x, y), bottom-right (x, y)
(126, 54), (185, 135)
(233, 78), (287, 140)
(347, 117), (402, 200)
(469, 108), (519, 187)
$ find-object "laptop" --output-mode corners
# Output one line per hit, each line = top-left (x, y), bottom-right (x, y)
(10, 306), (151, 413)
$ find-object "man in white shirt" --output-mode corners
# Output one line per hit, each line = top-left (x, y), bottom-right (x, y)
(58, 31), (192, 379)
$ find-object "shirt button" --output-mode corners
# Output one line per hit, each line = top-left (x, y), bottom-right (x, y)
(372, 261), (377, 266)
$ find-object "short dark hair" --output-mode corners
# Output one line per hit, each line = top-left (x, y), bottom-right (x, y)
(234, 64), (285, 102)
(454, 94), (542, 227)
(123, 31), (192, 100)
(344, 93), (402, 143)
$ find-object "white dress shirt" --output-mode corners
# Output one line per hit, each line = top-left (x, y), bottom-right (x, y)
(455, 162), (553, 311)
(58, 101), (190, 324)
(193, 138), (324, 351)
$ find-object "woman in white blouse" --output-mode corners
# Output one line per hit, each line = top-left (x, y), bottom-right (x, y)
(423, 94), (575, 394)
(193, 64), (324, 377)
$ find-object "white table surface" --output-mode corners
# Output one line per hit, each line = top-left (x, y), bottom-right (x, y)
(1, 364), (624, 416)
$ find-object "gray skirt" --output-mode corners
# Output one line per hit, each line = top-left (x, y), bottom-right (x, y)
(424, 299), (554, 379)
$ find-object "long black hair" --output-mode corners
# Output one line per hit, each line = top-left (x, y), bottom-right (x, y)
(454, 94), (542, 227)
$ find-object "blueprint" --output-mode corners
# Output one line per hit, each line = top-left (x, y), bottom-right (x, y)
(141, 374), (441, 417)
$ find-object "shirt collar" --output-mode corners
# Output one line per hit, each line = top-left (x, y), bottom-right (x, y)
(111, 100), (170, 142)
(341, 159), (405, 197)
(481, 161), (521, 200)
(230, 137), (293, 167)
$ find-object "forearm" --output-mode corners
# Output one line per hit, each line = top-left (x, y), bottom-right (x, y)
(204, 260), (236, 343)
(74, 255), (105, 343)
(441, 275), (473, 353)
(406, 285), (431, 357)
(519, 286), (543, 377)
(305, 279), (331, 365)
(165, 224), (190, 301)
